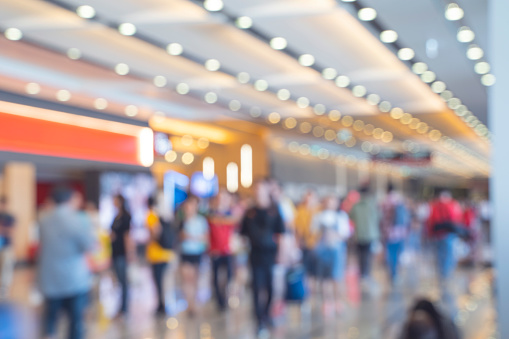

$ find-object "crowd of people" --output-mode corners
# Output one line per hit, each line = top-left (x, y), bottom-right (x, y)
(0, 180), (490, 339)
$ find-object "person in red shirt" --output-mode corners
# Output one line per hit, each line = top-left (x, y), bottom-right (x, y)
(427, 191), (463, 282)
(208, 189), (237, 311)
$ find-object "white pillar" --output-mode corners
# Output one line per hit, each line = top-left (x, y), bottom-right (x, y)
(490, 0), (509, 336)
(335, 163), (347, 197)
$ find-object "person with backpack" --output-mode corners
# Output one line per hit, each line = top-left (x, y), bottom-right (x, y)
(145, 196), (173, 315)
(240, 179), (285, 337)
(427, 191), (463, 284)
(380, 184), (410, 285)
(312, 196), (351, 315)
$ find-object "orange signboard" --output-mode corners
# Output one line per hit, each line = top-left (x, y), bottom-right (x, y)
(0, 111), (141, 165)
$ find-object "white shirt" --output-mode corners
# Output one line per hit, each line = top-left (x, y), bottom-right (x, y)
(312, 210), (351, 246)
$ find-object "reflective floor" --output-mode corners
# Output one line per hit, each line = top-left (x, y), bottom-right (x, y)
(7, 250), (495, 339)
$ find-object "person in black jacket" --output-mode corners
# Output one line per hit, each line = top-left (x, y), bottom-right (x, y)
(240, 179), (285, 336)
(110, 194), (132, 318)
(399, 299), (461, 339)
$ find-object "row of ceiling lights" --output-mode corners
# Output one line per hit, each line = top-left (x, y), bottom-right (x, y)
(208, 2), (489, 172)
(337, 1), (491, 142)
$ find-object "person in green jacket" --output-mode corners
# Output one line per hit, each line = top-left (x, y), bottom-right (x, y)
(349, 186), (380, 282)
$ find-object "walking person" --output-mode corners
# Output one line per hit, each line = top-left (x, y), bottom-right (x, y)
(380, 184), (410, 285)
(427, 191), (463, 285)
(312, 196), (351, 315)
(240, 179), (285, 337)
(38, 187), (94, 339)
(110, 194), (133, 318)
(208, 189), (236, 311)
(145, 196), (173, 315)
(349, 186), (380, 289)
(179, 194), (209, 317)
(0, 196), (15, 298)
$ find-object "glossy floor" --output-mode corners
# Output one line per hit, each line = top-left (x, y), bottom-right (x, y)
(6, 252), (496, 339)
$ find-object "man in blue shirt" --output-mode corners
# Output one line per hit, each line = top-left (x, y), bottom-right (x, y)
(38, 187), (94, 339)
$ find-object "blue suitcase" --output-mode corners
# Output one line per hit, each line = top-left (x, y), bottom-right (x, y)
(285, 265), (307, 302)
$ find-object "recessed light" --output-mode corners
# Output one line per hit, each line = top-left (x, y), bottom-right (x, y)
(398, 48), (415, 61)
(457, 26), (475, 43)
(322, 68), (338, 80)
(76, 5), (95, 19)
(153, 75), (167, 87)
(254, 79), (268, 91)
(4, 28), (22, 41)
(299, 54), (315, 67)
(270, 37), (287, 50)
(466, 45), (484, 60)
(115, 63), (129, 75)
(166, 43), (183, 56)
(474, 62), (490, 75)
(380, 30), (398, 43)
(204, 0), (223, 12)
(204, 92), (218, 104)
(25, 83), (40, 95)
(118, 23), (136, 36)
(176, 83), (190, 95)
(67, 48), (81, 60)
(235, 16), (253, 29)
(277, 89), (291, 101)
(125, 105), (139, 117)
(335, 75), (350, 88)
(237, 72), (250, 84)
(445, 3), (464, 21)
(205, 59), (221, 71)
(94, 98), (108, 110)
(358, 8), (377, 21)
(481, 74), (496, 86)
(56, 90), (71, 102)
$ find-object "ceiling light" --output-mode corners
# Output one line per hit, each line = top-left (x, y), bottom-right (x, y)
(381, 131), (393, 143)
(176, 83), (190, 95)
(328, 110), (341, 121)
(250, 107), (261, 118)
(447, 98), (462, 109)
(380, 30), (398, 43)
(94, 98), (108, 110)
(235, 16), (253, 29)
(288, 142), (299, 153)
(322, 68), (338, 80)
(429, 130), (442, 141)
(205, 59), (220, 71)
(297, 97), (310, 108)
(67, 48), (81, 60)
(25, 83), (40, 95)
(153, 75), (167, 87)
(467, 45), (484, 60)
(431, 81), (446, 93)
(118, 23), (136, 36)
(352, 85), (366, 97)
(474, 62), (490, 75)
(125, 105), (139, 117)
(364, 124), (374, 135)
(166, 43), (183, 56)
(300, 122), (312, 133)
(229, 100), (241, 111)
(313, 126), (325, 138)
(345, 137), (357, 147)
(400, 113), (412, 125)
(270, 37), (287, 50)
(481, 74), (496, 87)
(398, 48), (415, 61)
(390, 108), (404, 119)
(358, 8), (377, 21)
(165, 150), (177, 163)
(204, 0), (224, 12)
(361, 142), (373, 153)
(56, 90), (71, 102)
(313, 104), (326, 115)
(367, 93), (380, 105)
(4, 28), (22, 41)
(440, 90), (453, 100)
(412, 62), (428, 74)
(115, 63), (129, 75)
(342, 0), (356, 2)
(268, 112), (281, 124)
(182, 152), (195, 165)
(284, 117), (297, 129)
(421, 71), (436, 83)
(341, 116), (354, 127)
(299, 54), (315, 67)
(197, 137), (210, 149)
(204, 92), (218, 104)
(379, 101), (392, 112)
(277, 89), (291, 101)
(76, 5), (95, 19)
(254, 79), (268, 91)
(445, 3), (464, 21)
(454, 105), (467, 116)
(409, 118), (420, 129)
(353, 120), (364, 131)
(325, 129), (337, 141)
(335, 75), (350, 87)
(237, 72), (250, 84)
(457, 27), (475, 43)
(299, 144), (311, 156)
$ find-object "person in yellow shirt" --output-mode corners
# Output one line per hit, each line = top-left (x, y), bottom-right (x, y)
(295, 191), (320, 285)
(146, 196), (172, 315)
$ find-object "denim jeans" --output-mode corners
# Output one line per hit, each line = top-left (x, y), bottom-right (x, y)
(212, 255), (233, 309)
(151, 263), (167, 313)
(112, 256), (128, 314)
(435, 234), (457, 280)
(251, 264), (274, 328)
(386, 241), (404, 282)
(44, 291), (89, 339)
(356, 242), (372, 279)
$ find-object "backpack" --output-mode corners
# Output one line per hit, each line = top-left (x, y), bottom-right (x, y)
(158, 218), (176, 250)
(393, 203), (409, 227)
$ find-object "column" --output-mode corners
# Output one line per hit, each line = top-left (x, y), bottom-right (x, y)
(3, 162), (36, 262)
(335, 163), (347, 197)
(490, 0), (509, 336)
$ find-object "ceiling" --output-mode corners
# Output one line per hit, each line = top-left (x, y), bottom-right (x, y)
(0, 0), (491, 178)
